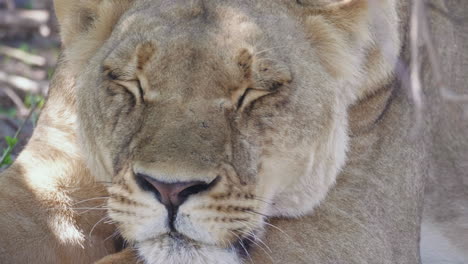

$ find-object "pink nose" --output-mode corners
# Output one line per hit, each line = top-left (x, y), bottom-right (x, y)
(136, 174), (217, 207)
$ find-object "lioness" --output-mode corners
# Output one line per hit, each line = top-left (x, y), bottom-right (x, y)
(1, 0), (467, 263)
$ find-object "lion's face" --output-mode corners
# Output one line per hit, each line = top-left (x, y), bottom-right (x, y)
(71, 0), (383, 263)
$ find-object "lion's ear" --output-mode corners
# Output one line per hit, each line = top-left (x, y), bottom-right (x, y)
(53, 0), (133, 46)
(53, 0), (100, 46)
(299, 0), (400, 101)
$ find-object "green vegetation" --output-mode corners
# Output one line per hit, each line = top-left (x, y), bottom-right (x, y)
(47, 68), (55, 80)
(24, 94), (45, 109)
(0, 136), (18, 168)
(0, 93), (44, 169)
(0, 108), (17, 118)
(18, 43), (31, 53)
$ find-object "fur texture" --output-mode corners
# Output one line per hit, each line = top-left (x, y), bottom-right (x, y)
(0, 58), (117, 263)
(69, 0), (401, 263)
(0, 0), (466, 263)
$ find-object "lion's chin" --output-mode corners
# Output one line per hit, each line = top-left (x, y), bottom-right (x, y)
(136, 233), (242, 264)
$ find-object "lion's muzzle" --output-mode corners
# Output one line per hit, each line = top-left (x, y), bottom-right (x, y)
(135, 173), (219, 229)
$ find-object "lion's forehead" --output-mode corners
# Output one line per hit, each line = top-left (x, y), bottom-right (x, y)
(111, 0), (298, 50)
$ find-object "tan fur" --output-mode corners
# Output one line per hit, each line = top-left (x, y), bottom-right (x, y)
(0, 0), (466, 263)
(95, 249), (142, 264)
(0, 58), (117, 262)
(68, 1), (394, 263)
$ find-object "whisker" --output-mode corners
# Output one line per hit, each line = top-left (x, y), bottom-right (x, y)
(235, 224), (273, 254)
(71, 197), (109, 206)
(229, 231), (254, 264)
(250, 234), (272, 257)
(220, 185), (275, 207)
(103, 230), (121, 243)
(74, 205), (110, 215)
(70, 206), (109, 210)
(262, 221), (293, 241)
(104, 220), (117, 225)
(238, 231), (268, 254)
(89, 216), (111, 238)
(45, 206), (108, 212)
(246, 209), (271, 218)
(228, 240), (236, 256)
(239, 230), (274, 263)
(237, 217), (294, 249)
(251, 195), (276, 207)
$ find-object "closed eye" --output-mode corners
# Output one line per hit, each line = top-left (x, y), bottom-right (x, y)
(236, 87), (273, 110)
(237, 88), (251, 109)
(105, 69), (144, 105)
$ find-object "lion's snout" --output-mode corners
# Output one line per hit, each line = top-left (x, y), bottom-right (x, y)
(134, 173), (219, 228)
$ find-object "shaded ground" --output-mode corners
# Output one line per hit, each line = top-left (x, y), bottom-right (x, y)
(0, 0), (60, 167)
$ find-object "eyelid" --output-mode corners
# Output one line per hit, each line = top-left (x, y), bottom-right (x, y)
(236, 87), (272, 111)
(109, 78), (144, 104)
(236, 88), (251, 109)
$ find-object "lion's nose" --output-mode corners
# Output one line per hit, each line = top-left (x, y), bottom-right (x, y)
(135, 173), (217, 208)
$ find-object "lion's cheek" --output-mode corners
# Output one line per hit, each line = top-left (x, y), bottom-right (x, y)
(108, 211), (166, 242)
(107, 193), (168, 242)
(259, 116), (349, 217)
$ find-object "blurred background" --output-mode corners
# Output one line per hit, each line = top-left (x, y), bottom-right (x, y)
(0, 0), (59, 168)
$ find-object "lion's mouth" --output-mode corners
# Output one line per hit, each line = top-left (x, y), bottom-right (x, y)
(148, 231), (253, 251)
(134, 231), (246, 264)
(144, 231), (202, 249)
(138, 231), (255, 258)
(165, 231), (201, 248)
